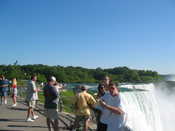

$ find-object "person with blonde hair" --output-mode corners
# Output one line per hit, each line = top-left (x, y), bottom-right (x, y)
(11, 78), (18, 107)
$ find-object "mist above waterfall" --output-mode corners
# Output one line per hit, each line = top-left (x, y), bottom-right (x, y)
(121, 83), (175, 131)
(120, 84), (162, 131)
(155, 82), (175, 131)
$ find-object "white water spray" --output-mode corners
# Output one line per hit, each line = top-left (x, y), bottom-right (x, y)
(154, 82), (175, 131)
(120, 84), (163, 131)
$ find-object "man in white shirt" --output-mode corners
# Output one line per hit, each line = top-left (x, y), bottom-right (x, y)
(25, 75), (39, 122)
(100, 83), (125, 131)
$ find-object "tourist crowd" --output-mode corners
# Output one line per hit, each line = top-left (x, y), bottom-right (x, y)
(0, 75), (131, 131)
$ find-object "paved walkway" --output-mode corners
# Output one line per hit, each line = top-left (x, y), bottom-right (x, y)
(0, 98), (96, 131)
(0, 98), (75, 131)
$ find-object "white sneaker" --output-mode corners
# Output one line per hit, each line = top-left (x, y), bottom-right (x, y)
(32, 115), (39, 120)
(26, 117), (34, 122)
(12, 104), (17, 107)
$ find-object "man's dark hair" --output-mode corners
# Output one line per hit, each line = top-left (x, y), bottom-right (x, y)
(81, 85), (87, 91)
(31, 75), (36, 80)
(97, 82), (105, 92)
(0, 75), (5, 80)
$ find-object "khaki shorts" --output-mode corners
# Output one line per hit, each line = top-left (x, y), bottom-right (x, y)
(27, 101), (36, 108)
(73, 115), (90, 129)
(44, 109), (59, 120)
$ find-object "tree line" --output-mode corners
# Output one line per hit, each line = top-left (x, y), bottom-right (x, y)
(0, 64), (161, 83)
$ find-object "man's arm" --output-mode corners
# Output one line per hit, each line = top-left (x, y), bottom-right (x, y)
(56, 83), (63, 89)
(100, 100), (124, 115)
(1, 84), (8, 87)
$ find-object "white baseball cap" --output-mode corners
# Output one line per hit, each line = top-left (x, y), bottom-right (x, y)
(50, 76), (56, 81)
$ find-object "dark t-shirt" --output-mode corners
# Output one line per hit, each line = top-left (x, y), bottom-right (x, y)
(43, 84), (58, 109)
(0, 80), (9, 91)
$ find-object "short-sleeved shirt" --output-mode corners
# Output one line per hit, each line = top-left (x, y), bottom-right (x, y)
(0, 80), (9, 87)
(43, 85), (59, 109)
(26, 80), (38, 101)
(75, 91), (96, 116)
(0, 80), (10, 92)
(100, 93), (124, 131)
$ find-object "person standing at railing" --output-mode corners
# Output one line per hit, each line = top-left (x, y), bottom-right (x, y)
(11, 78), (18, 107)
(25, 75), (39, 122)
(0, 76), (3, 104)
(0, 75), (10, 105)
(71, 85), (97, 131)
(43, 76), (59, 131)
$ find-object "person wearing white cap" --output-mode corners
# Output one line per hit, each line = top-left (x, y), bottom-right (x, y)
(43, 76), (59, 131)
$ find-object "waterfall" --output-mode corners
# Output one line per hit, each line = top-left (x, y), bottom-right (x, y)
(119, 84), (163, 131)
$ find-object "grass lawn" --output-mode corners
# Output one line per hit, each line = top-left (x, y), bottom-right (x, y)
(38, 90), (76, 113)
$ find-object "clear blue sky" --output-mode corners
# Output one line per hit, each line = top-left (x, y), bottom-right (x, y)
(0, 0), (175, 74)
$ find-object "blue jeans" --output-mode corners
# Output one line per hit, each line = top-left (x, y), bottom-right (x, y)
(2, 87), (9, 96)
